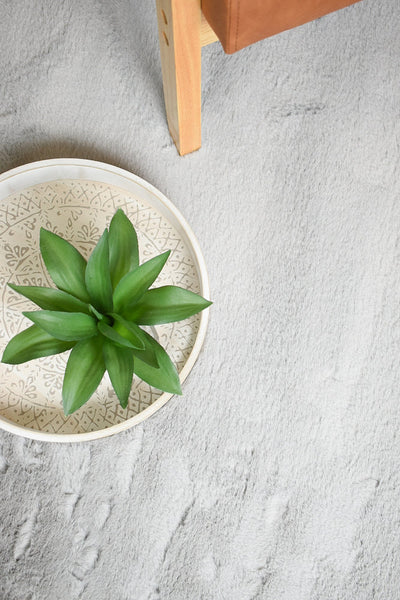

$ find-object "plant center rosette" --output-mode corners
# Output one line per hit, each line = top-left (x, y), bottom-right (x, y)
(1, 209), (211, 415)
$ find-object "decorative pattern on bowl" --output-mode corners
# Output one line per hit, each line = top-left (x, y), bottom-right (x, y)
(0, 161), (209, 441)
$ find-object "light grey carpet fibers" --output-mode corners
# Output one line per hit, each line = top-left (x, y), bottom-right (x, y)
(1, 0), (399, 598)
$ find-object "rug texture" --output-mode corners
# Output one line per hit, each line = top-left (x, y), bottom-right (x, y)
(0, 1), (399, 598)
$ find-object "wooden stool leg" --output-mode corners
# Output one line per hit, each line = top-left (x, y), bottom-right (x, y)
(156, 0), (202, 156)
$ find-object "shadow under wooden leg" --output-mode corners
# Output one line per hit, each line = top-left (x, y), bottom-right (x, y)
(156, 0), (202, 156)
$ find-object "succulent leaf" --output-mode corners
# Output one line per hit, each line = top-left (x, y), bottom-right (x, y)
(111, 314), (147, 351)
(103, 339), (134, 408)
(40, 228), (89, 302)
(1, 325), (75, 365)
(112, 315), (158, 367)
(133, 329), (182, 395)
(8, 284), (90, 314)
(85, 229), (113, 314)
(23, 311), (97, 341)
(89, 304), (108, 322)
(126, 285), (212, 325)
(62, 336), (105, 415)
(113, 250), (171, 314)
(97, 321), (142, 350)
(109, 209), (139, 289)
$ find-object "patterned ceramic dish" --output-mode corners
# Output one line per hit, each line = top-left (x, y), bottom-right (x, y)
(0, 159), (210, 442)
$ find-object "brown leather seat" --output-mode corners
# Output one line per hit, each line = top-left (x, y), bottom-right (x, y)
(202, 0), (361, 54)
(156, 0), (363, 154)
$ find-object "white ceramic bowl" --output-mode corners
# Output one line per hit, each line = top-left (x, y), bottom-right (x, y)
(0, 159), (210, 442)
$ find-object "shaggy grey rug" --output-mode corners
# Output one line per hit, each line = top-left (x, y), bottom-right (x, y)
(1, 0), (399, 598)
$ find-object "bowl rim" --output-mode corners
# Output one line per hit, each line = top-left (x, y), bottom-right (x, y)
(0, 158), (210, 442)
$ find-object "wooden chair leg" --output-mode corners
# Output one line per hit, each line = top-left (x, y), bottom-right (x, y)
(156, 0), (202, 156)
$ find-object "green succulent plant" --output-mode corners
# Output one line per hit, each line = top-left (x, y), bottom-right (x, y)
(1, 209), (211, 415)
